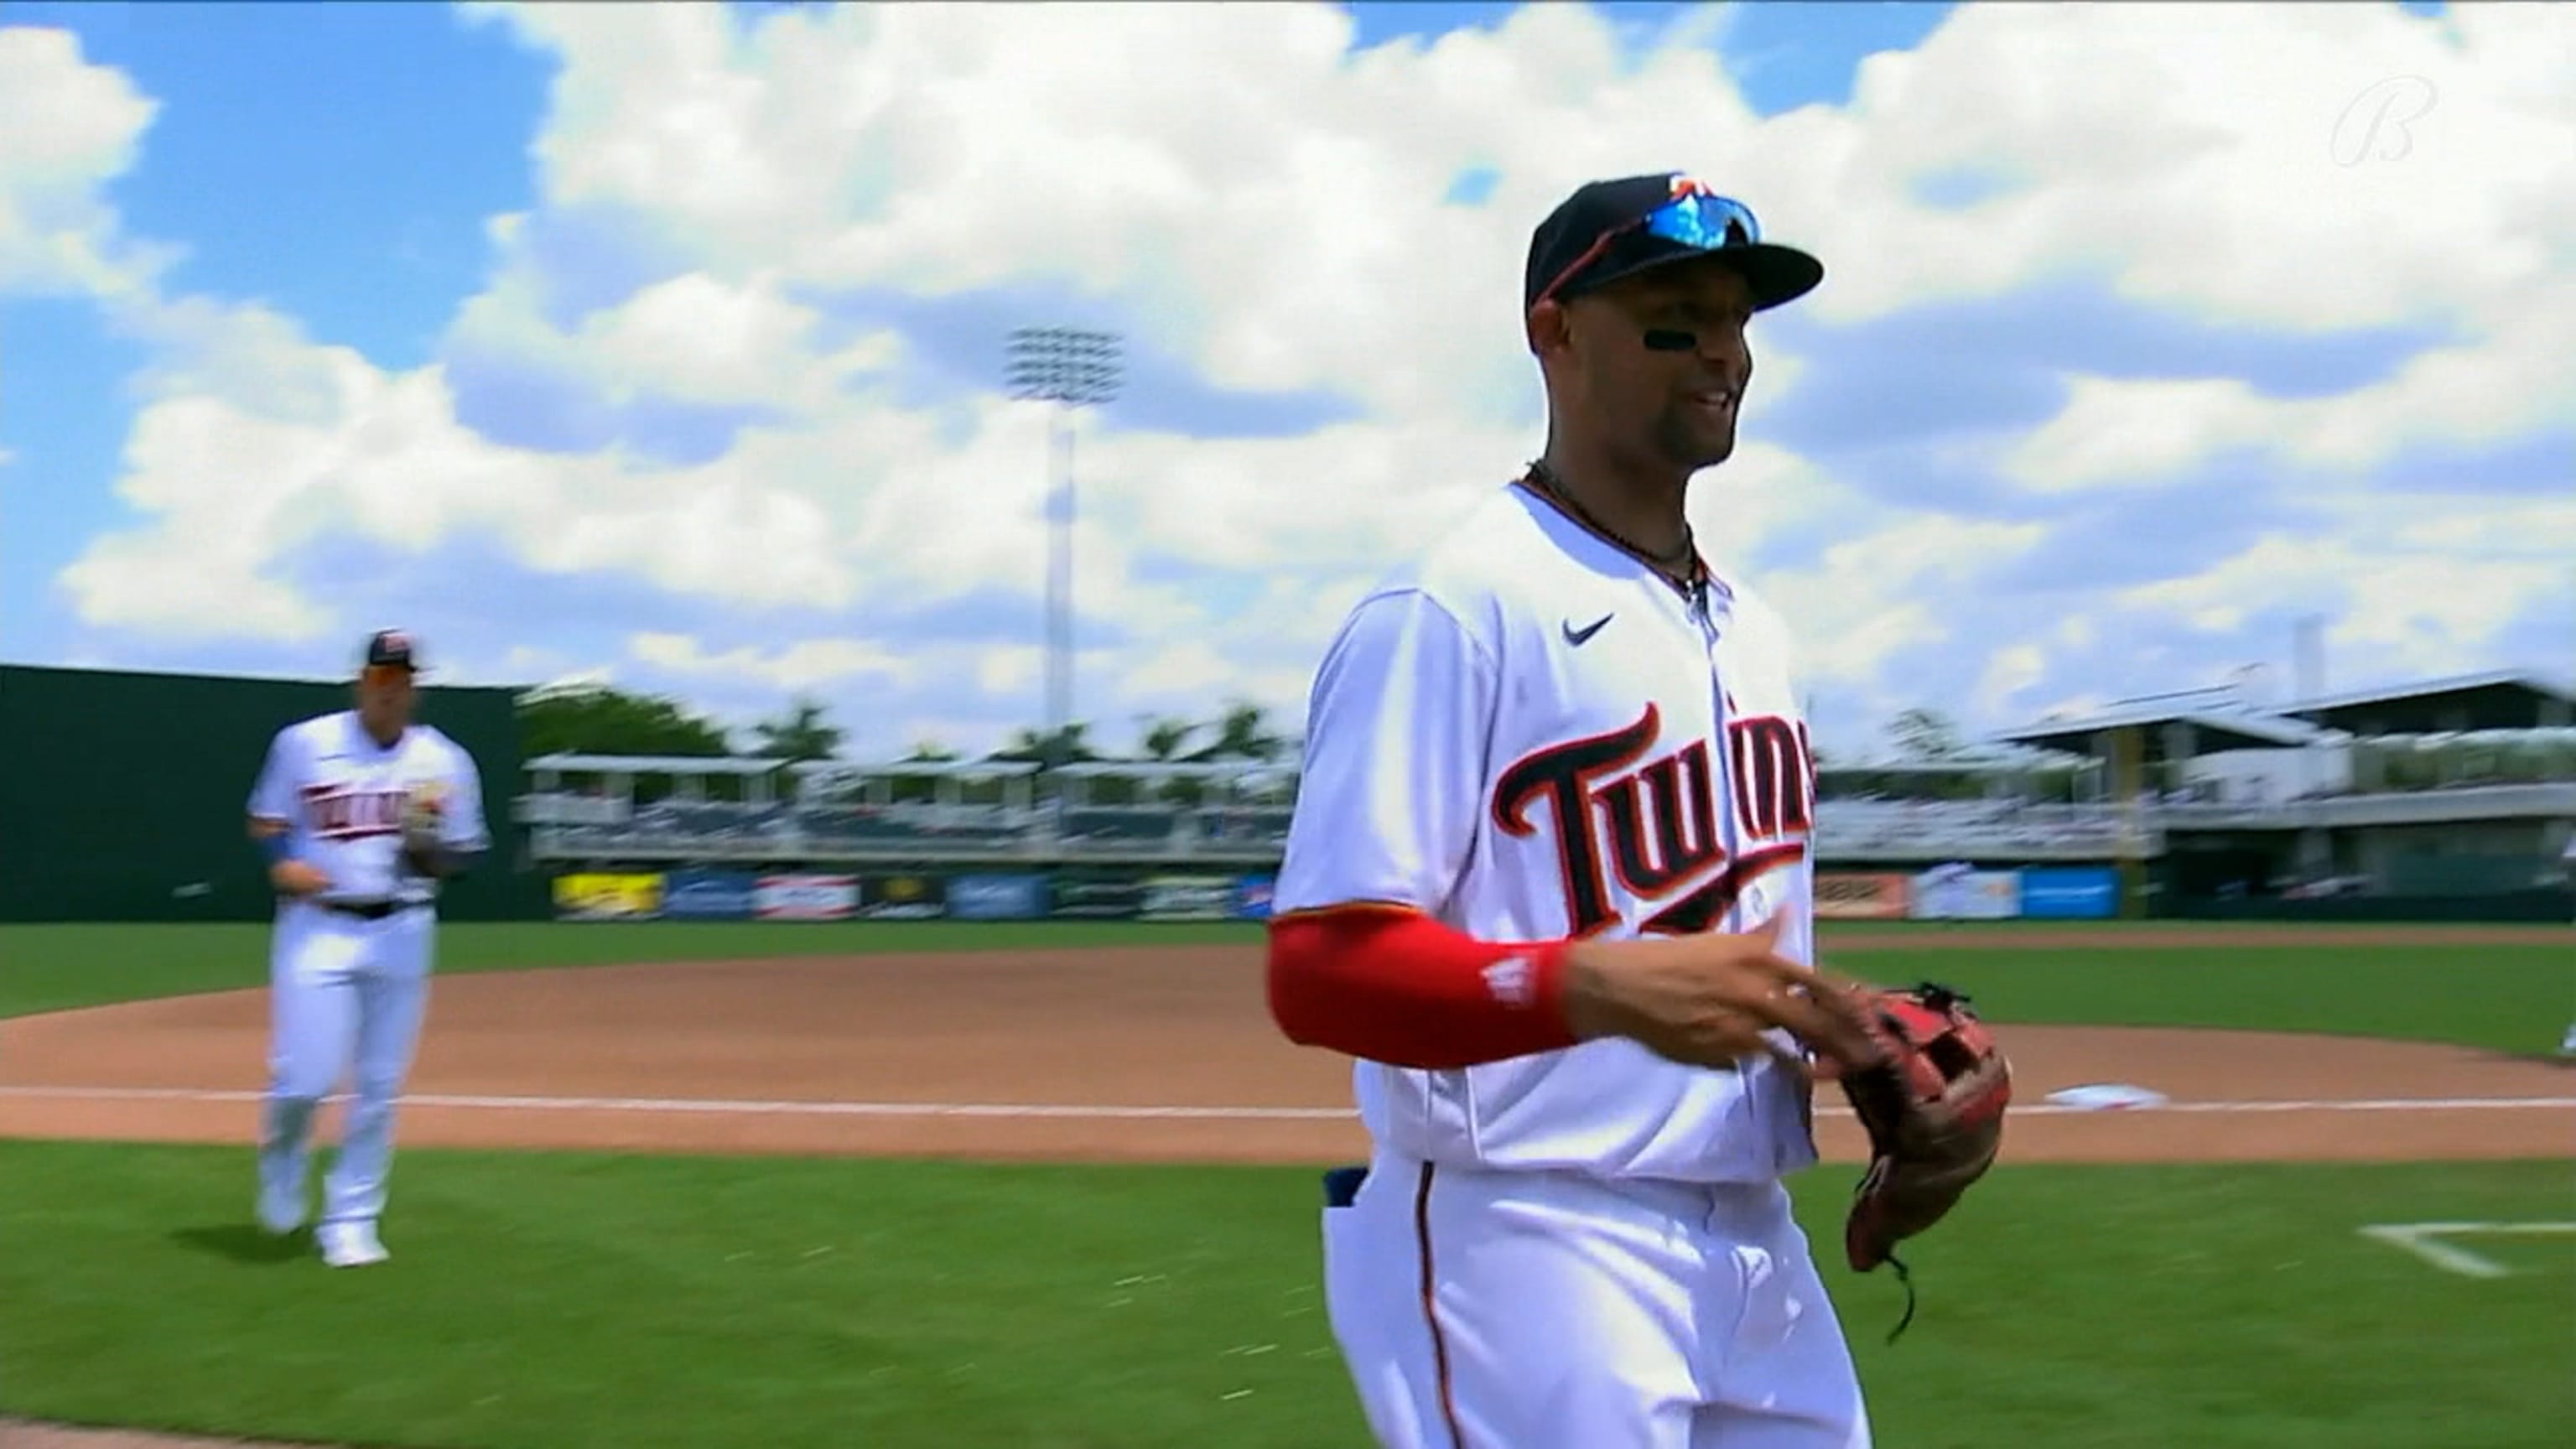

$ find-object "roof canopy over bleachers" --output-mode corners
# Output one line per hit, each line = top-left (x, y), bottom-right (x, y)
(1048, 760), (1286, 780)
(1991, 667), (2575, 774)
(2277, 670), (2574, 735)
(1815, 746), (2066, 778)
(1993, 691), (2327, 762)
(792, 758), (1044, 782)
(525, 752), (789, 776)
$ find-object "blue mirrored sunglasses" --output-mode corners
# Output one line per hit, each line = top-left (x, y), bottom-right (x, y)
(1535, 187), (1765, 311)
(1643, 189), (1762, 251)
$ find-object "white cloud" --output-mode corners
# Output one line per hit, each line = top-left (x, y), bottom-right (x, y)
(570, 272), (900, 409)
(52, 289), (876, 639)
(974, 644), (1041, 699)
(2002, 277), (2576, 492)
(29, 2), (2576, 762)
(446, 252), (903, 415)
(1708, 473), (2052, 691)
(456, 0), (1801, 426)
(1820, 4), (2572, 330)
(627, 631), (917, 690)
(0, 25), (169, 299)
(1976, 642), (2048, 719)
(2116, 530), (2565, 682)
(500, 645), (615, 690)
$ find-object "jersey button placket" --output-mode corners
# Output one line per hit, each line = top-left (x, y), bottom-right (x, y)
(1701, 601), (1784, 1166)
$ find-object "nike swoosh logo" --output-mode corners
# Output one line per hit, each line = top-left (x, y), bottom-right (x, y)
(1562, 614), (1613, 646)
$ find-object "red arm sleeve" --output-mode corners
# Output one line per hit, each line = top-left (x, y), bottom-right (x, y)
(1265, 906), (1581, 1069)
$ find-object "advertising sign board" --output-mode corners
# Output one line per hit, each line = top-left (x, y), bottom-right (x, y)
(2018, 866), (2121, 920)
(1815, 872), (1909, 921)
(553, 872), (663, 921)
(661, 867), (756, 921)
(1050, 875), (1145, 920)
(755, 874), (860, 921)
(859, 872), (948, 920)
(948, 872), (1046, 921)
(1140, 875), (1234, 922)
(1909, 868), (2022, 921)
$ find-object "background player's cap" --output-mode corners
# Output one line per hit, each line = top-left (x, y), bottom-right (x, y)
(361, 628), (421, 673)
(1524, 172), (1823, 315)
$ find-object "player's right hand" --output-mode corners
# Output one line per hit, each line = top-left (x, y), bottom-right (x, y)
(270, 860), (330, 897)
(1557, 915), (1880, 1073)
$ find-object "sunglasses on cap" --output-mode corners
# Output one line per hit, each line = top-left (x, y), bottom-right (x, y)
(1530, 183), (1768, 315)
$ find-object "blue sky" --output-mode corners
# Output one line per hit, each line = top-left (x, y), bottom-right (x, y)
(5, 0), (2558, 762)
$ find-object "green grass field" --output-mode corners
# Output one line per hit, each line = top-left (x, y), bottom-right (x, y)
(7, 917), (2570, 1052)
(3, 918), (2571, 1447)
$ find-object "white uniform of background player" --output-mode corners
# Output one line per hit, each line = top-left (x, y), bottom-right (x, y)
(1269, 174), (1877, 1447)
(2560, 834), (2575, 1056)
(246, 630), (488, 1267)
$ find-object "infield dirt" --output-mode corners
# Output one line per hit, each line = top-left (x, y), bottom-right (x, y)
(3, 927), (2568, 1165)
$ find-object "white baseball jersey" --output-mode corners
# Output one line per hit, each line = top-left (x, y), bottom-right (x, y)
(1274, 480), (1821, 1186)
(247, 710), (491, 906)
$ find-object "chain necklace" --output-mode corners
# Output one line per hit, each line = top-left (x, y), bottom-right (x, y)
(1525, 460), (1701, 587)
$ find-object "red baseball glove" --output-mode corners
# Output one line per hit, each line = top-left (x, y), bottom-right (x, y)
(1826, 980), (2012, 1339)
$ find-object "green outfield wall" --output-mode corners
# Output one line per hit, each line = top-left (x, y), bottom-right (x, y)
(0, 664), (551, 924)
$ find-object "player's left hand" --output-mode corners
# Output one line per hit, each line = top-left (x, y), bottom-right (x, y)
(400, 781), (445, 845)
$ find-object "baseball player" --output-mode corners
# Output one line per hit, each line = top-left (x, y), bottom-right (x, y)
(2560, 834), (2574, 1057)
(245, 629), (489, 1267)
(1268, 174), (1889, 1447)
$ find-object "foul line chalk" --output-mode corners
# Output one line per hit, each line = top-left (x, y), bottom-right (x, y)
(0, 1085), (2572, 1122)
(2357, 1221), (2576, 1278)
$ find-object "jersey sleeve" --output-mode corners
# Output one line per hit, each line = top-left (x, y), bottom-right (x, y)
(246, 728), (301, 826)
(440, 740), (492, 853)
(1272, 586), (1496, 918)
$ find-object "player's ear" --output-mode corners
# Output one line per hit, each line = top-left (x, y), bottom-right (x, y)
(1525, 299), (1571, 357)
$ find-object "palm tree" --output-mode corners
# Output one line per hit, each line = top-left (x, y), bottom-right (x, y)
(1187, 700), (1286, 763)
(987, 722), (1100, 769)
(1135, 714), (1202, 761)
(1886, 707), (1964, 762)
(750, 694), (844, 763)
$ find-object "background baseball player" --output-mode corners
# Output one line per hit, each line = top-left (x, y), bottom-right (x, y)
(1265, 173), (2003, 1447)
(2560, 833), (2575, 1057)
(246, 629), (489, 1267)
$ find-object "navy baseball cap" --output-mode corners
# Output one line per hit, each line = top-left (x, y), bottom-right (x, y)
(1524, 172), (1823, 314)
(361, 628), (421, 673)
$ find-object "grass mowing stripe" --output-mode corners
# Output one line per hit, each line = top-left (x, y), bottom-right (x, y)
(7, 1084), (2573, 1119)
(0, 921), (1264, 1019)
(0, 1142), (2567, 1449)
(1816, 943), (2576, 1056)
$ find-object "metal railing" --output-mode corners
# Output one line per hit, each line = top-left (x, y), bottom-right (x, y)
(517, 785), (2566, 868)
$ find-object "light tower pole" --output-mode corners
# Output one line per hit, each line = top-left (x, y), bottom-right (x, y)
(1005, 326), (1122, 770)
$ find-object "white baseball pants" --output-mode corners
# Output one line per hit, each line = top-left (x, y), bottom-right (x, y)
(1321, 1151), (1872, 1448)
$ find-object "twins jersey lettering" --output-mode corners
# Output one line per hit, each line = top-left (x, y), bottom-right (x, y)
(248, 710), (490, 903)
(1274, 480), (1822, 1184)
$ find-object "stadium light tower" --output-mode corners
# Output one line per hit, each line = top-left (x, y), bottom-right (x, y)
(1005, 325), (1123, 769)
